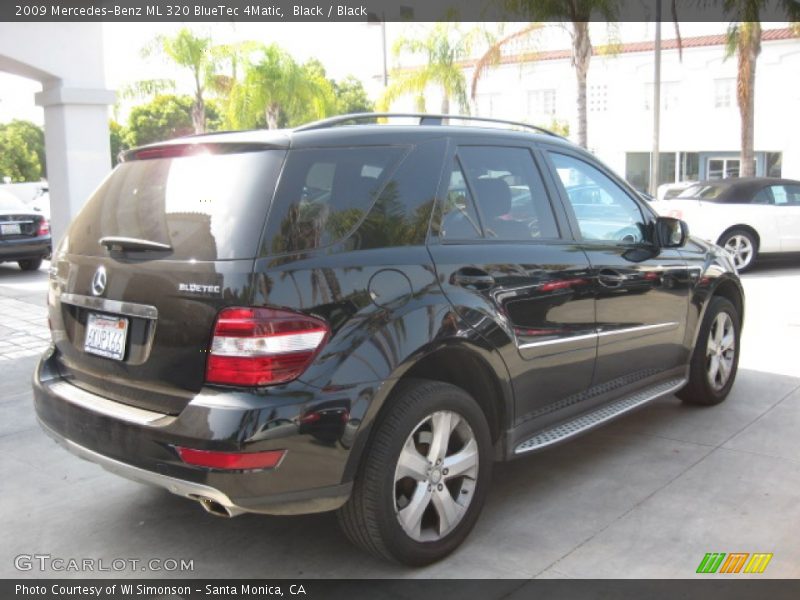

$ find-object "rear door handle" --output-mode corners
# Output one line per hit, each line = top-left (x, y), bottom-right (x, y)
(597, 269), (626, 287)
(452, 269), (495, 290)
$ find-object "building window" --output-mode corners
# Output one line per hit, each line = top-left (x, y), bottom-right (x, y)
(475, 93), (500, 118)
(766, 152), (782, 178)
(644, 82), (679, 110)
(589, 84), (607, 112)
(625, 152), (679, 192)
(527, 89), (556, 119)
(713, 78), (735, 108)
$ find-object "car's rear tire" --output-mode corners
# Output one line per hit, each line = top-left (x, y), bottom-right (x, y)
(678, 296), (740, 406)
(18, 258), (43, 271)
(718, 229), (757, 272)
(337, 379), (492, 566)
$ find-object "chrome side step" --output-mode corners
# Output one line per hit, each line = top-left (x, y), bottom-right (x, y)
(514, 378), (686, 455)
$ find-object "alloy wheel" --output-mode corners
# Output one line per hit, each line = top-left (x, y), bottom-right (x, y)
(393, 410), (478, 542)
(723, 234), (754, 270)
(706, 312), (735, 391)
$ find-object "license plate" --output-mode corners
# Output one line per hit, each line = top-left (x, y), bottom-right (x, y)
(84, 313), (128, 360)
(0, 223), (21, 235)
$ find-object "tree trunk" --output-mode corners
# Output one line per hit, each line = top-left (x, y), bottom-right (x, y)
(737, 22), (761, 178)
(192, 72), (205, 134)
(572, 21), (591, 149)
(191, 98), (205, 134)
(440, 93), (450, 115)
(266, 104), (280, 130)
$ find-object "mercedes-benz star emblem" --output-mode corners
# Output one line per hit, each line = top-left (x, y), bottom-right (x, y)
(91, 266), (107, 296)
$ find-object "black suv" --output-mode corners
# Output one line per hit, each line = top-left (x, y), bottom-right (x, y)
(33, 114), (744, 565)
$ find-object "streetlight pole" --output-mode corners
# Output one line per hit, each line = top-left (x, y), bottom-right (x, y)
(381, 16), (388, 87)
(650, 0), (662, 197)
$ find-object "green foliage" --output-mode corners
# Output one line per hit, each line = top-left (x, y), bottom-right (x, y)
(334, 76), (374, 114)
(226, 44), (335, 129)
(109, 121), (128, 166)
(0, 120), (45, 182)
(124, 95), (221, 147)
(380, 23), (477, 114)
(143, 28), (217, 133)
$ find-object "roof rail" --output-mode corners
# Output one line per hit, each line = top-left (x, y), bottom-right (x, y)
(294, 112), (563, 138)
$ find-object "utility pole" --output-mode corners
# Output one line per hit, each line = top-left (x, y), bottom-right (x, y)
(650, 0), (662, 197)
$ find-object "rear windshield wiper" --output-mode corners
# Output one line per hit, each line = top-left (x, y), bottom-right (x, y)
(99, 236), (172, 252)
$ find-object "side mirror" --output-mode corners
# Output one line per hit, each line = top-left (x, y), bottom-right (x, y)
(655, 216), (689, 248)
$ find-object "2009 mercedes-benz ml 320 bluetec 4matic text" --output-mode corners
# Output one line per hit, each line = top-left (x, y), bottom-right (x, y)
(33, 114), (744, 565)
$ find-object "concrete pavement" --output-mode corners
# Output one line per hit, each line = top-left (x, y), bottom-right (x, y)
(1, 258), (798, 579)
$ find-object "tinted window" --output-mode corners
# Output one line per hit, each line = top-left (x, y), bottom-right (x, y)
(352, 139), (443, 249)
(458, 146), (560, 241)
(263, 147), (406, 255)
(67, 150), (285, 261)
(549, 152), (646, 243)
(751, 187), (773, 204)
(439, 159), (482, 240)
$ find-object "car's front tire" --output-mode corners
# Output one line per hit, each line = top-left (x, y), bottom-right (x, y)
(678, 296), (741, 406)
(18, 258), (43, 271)
(338, 379), (492, 566)
(718, 229), (757, 272)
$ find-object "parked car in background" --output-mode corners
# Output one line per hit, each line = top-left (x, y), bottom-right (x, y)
(650, 177), (800, 271)
(28, 184), (51, 219)
(657, 181), (695, 201)
(0, 189), (52, 271)
(34, 114), (744, 565)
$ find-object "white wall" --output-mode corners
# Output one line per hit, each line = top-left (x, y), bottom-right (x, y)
(0, 23), (114, 242)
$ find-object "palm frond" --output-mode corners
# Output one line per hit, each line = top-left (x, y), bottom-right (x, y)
(470, 22), (543, 100)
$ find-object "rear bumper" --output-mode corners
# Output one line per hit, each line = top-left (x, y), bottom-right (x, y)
(0, 235), (51, 260)
(33, 349), (356, 516)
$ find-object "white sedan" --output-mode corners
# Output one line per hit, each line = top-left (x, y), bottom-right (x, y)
(649, 177), (800, 271)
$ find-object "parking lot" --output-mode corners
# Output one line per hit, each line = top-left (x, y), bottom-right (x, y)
(1, 258), (798, 579)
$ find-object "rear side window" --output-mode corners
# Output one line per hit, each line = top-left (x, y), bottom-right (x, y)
(439, 159), (482, 240)
(66, 150), (285, 261)
(262, 147), (406, 255)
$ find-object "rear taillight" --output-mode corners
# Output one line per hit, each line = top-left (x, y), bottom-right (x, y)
(205, 307), (329, 387)
(176, 447), (285, 470)
(37, 218), (50, 236)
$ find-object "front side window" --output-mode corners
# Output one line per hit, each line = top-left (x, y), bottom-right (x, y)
(549, 152), (647, 244)
(458, 146), (560, 241)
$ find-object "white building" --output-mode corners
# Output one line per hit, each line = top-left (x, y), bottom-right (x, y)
(390, 22), (800, 190)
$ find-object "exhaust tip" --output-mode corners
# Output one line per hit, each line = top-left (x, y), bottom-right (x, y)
(197, 496), (234, 518)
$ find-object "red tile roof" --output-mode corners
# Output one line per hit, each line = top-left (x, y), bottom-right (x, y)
(488, 27), (798, 66)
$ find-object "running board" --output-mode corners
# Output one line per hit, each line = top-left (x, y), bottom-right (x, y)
(514, 378), (686, 455)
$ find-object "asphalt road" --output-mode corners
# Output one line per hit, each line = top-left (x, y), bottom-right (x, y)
(1, 257), (798, 579)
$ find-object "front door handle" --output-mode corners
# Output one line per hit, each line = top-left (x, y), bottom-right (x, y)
(598, 269), (626, 288)
(452, 268), (495, 290)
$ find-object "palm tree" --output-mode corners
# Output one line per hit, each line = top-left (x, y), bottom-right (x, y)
(379, 23), (477, 114)
(143, 28), (217, 134)
(475, 2), (618, 148)
(723, 1), (800, 177)
(227, 44), (333, 130)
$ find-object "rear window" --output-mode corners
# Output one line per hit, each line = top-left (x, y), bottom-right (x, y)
(66, 149), (285, 261)
(0, 193), (25, 210)
(262, 146), (407, 255)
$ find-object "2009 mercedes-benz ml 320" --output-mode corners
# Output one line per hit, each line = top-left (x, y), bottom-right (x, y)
(34, 114), (744, 565)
